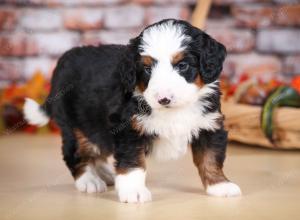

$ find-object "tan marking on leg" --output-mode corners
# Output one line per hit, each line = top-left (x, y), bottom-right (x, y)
(73, 129), (101, 179)
(192, 149), (228, 189)
(74, 129), (101, 158)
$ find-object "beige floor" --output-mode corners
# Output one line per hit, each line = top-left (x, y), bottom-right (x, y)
(0, 134), (300, 220)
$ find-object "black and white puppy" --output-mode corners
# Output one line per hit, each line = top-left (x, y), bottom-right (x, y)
(23, 19), (241, 203)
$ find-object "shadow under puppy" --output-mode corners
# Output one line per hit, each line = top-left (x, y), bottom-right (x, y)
(23, 19), (241, 203)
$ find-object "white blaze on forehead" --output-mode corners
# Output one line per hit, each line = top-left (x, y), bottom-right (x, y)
(140, 20), (189, 60)
(140, 21), (195, 110)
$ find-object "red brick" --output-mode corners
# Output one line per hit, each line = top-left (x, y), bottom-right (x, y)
(206, 18), (235, 29)
(0, 57), (56, 81)
(275, 5), (300, 26)
(7, 0), (125, 6)
(0, 34), (38, 56)
(145, 6), (190, 25)
(232, 5), (275, 28)
(134, 0), (195, 4)
(153, 0), (197, 4)
(3, 0), (41, 5)
(104, 5), (145, 29)
(69, 0), (125, 5)
(0, 58), (24, 82)
(207, 29), (255, 53)
(64, 9), (103, 30)
(0, 9), (18, 30)
(132, 0), (154, 5)
(234, 4), (300, 28)
(223, 53), (282, 82)
(214, 0), (270, 5)
(33, 32), (80, 56)
(257, 29), (300, 54)
(82, 29), (140, 45)
(23, 57), (56, 79)
(283, 55), (300, 75)
(68, 0), (125, 6)
(20, 9), (62, 31)
(273, 0), (299, 4)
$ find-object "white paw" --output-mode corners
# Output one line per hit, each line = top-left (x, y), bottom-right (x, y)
(75, 166), (107, 193)
(115, 168), (152, 203)
(118, 186), (152, 203)
(206, 182), (242, 197)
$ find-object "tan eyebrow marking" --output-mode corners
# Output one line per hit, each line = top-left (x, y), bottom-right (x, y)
(171, 51), (185, 65)
(141, 56), (154, 66)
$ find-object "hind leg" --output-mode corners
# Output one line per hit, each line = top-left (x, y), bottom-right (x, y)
(95, 155), (115, 186)
(61, 127), (107, 193)
(74, 165), (107, 193)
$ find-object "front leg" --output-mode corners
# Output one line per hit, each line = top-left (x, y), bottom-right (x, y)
(114, 129), (152, 203)
(191, 129), (241, 197)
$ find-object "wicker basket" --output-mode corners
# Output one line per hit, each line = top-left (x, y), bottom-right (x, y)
(222, 101), (300, 149)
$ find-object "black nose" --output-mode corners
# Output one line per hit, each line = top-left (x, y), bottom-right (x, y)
(158, 97), (171, 106)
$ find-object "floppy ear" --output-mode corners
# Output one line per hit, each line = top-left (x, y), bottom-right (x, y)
(118, 37), (140, 94)
(193, 31), (227, 84)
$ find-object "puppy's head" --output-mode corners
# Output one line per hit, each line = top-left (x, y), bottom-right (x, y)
(120, 19), (226, 110)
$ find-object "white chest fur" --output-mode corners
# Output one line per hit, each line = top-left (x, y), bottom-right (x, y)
(136, 102), (222, 160)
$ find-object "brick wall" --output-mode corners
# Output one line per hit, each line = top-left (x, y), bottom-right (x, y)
(0, 0), (299, 85)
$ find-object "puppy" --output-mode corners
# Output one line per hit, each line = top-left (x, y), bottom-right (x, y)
(23, 19), (241, 203)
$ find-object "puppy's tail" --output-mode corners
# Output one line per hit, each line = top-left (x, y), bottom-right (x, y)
(23, 98), (50, 127)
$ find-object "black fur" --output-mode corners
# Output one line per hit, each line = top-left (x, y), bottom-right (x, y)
(178, 20), (227, 84)
(118, 38), (140, 94)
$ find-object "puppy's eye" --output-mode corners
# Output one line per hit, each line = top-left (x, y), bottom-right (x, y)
(177, 62), (189, 72)
(144, 66), (152, 75)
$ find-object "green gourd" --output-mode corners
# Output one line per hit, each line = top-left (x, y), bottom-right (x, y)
(261, 86), (300, 144)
